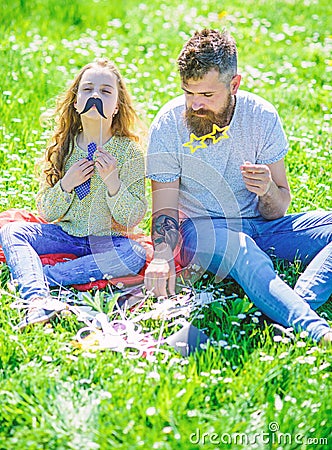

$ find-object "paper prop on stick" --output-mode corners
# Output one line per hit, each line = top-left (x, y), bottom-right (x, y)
(79, 97), (107, 119)
(75, 97), (107, 199)
(183, 124), (230, 154)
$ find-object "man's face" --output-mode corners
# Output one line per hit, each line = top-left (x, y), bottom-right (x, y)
(182, 69), (238, 136)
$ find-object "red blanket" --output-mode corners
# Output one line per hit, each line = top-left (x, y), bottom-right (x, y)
(0, 209), (182, 291)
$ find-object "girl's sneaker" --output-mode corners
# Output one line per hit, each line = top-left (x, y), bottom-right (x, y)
(12, 298), (69, 331)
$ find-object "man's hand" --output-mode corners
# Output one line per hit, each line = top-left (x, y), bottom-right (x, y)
(240, 161), (272, 197)
(61, 159), (95, 193)
(240, 159), (291, 220)
(144, 243), (176, 297)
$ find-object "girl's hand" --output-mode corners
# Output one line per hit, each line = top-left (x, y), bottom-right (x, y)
(61, 159), (95, 193)
(95, 146), (121, 196)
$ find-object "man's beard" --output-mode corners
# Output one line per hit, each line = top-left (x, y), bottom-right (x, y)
(184, 94), (233, 137)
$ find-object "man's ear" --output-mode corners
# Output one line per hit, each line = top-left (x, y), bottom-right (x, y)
(230, 74), (241, 94)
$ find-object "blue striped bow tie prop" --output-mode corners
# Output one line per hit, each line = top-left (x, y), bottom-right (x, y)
(75, 142), (97, 200)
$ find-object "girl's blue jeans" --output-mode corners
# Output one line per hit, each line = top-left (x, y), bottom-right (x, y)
(0, 222), (146, 300)
(180, 211), (332, 341)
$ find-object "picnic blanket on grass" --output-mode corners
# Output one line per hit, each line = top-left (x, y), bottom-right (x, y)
(0, 209), (182, 291)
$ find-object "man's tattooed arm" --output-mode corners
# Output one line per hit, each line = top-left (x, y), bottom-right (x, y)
(152, 214), (179, 251)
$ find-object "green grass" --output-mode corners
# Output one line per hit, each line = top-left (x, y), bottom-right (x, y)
(0, 0), (331, 448)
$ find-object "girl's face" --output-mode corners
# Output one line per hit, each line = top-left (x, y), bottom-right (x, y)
(75, 67), (119, 122)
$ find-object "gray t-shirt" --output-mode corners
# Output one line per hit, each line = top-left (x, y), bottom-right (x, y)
(146, 90), (288, 219)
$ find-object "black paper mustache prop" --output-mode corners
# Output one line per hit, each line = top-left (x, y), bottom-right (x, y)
(79, 97), (107, 119)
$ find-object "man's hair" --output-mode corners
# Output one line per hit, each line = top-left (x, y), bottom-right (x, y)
(177, 29), (237, 85)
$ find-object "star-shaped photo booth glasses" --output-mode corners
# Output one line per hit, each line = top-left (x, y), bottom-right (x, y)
(183, 124), (230, 153)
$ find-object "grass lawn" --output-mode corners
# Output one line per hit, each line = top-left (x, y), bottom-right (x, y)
(0, 0), (331, 448)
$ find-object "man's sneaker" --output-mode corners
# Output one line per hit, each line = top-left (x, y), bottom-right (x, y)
(254, 312), (295, 341)
(271, 323), (295, 341)
(14, 298), (69, 331)
(320, 331), (332, 346)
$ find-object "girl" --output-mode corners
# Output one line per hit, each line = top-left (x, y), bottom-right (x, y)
(0, 58), (147, 329)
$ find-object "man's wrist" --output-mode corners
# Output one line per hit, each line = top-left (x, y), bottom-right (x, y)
(154, 241), (171, 252)
(260, 180), (273, 197)
(153, 242), (174, 263)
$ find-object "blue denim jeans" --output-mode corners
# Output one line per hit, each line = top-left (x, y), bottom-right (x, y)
(0, 222), (146, 301)
(180, 211), (332, 341)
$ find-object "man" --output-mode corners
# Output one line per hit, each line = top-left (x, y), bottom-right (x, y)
(145, 29), (332, 344)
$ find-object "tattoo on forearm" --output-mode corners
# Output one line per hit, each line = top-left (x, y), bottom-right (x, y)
(152, 214), (179, 250)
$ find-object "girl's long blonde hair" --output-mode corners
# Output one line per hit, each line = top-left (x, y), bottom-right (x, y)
(44, 58), (139, 187)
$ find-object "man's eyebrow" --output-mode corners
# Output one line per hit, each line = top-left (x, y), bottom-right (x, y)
(181, 85), (216, 95)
